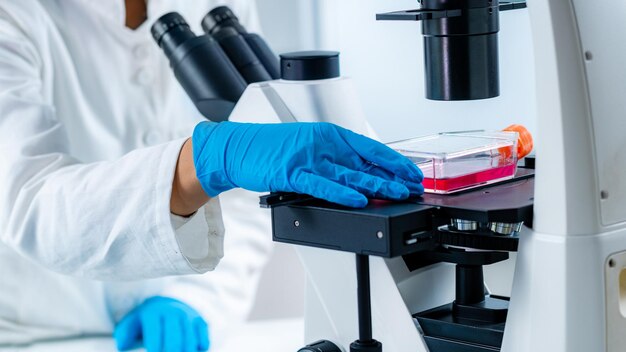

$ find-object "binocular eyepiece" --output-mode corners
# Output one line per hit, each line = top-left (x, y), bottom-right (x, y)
(203, 6), (281, 80)
(151, 7), (280, 122)
(201, 6), (247, 36)
(150, 12), (193, 57)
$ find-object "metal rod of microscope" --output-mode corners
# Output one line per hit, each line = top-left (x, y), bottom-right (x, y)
(352, 254), (382, 351)
(356, 254), (373, 342)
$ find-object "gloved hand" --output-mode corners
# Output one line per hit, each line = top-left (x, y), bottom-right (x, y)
(192, 121), (424, 208)
(114, 296), (209, 352)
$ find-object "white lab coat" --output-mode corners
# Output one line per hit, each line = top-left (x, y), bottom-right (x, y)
(0, 0), (272, 349)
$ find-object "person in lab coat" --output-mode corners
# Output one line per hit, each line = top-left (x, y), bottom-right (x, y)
(0, 1), (423, 351)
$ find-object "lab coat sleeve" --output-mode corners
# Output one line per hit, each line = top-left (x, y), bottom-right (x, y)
(160, 188), (273, 350)
(0, 15), (224, 280)
(170, 200), (226, 273)
(156, 4), (274, 344)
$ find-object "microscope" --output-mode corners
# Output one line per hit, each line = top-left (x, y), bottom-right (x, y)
(153, 1), (626, 351)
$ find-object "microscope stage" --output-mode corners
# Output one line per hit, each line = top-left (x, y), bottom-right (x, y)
(268, 170), (534, 258)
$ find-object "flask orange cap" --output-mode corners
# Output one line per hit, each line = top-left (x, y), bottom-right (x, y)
(503, 124), (533, 159)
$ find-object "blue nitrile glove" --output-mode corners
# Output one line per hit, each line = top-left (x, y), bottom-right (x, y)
(192, 121), (424, 208)
(114, 296), (209, 352)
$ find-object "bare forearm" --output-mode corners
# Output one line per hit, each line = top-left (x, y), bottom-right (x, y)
(170, 138), (209, 216)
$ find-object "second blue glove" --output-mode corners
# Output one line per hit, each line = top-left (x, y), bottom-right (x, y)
(113, 296), (209, 352)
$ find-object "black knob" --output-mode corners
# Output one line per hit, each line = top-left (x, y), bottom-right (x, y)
(298, 340), (342, 352)
(280, 51), (340, 81)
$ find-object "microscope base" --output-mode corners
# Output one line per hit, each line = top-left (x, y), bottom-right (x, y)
(415, 295), (509, 352)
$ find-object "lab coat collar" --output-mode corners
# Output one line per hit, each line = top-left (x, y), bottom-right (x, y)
(75, 0), (165, 31)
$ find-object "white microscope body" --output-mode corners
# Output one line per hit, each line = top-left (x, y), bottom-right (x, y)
(503, 2), (626, 351)
(229, 1), (626, 351)
(229, 68), (445, 351)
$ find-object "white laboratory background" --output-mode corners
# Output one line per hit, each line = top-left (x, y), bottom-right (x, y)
(250, 0), (535, 321)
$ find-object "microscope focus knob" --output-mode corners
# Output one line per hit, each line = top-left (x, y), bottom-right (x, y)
(298, 340), (343, 352)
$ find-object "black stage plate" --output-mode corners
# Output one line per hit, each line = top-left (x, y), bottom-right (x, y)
(272, 200), (436, 257)
(416, 168), (534, 225)
(268, 170), (534, 257)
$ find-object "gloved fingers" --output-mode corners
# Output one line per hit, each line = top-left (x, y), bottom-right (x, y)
(141, 311), (163, 352)
(163, 313), (184, 352)
(182, 315), (198, 352)
(337, 128), (423, 183)
(362, 164), (425, 197)
(194, 318), (210, 351)
(292, 172), (368, 208)
(113, 311), (141, 351)
(327, 164), (410, 200)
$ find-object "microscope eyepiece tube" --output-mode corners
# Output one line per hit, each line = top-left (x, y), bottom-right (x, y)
(202, 6), (281, 79)
(202, 6), (247, 35)
(206, 25), (272, 83)
(150, 12), (195, 58)
(151, 12), (247, 121)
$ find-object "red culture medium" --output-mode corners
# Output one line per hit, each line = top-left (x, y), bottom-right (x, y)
(421, 164), (516, 193)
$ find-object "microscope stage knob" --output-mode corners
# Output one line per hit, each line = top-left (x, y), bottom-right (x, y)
(298, 340), (343, 352)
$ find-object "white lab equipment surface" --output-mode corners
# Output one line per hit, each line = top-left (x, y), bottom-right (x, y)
(229, 1), (626, 351)
(230, 77), (368, 132)
(503, 1), (626, 351)
(0, 0), (272, 350)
